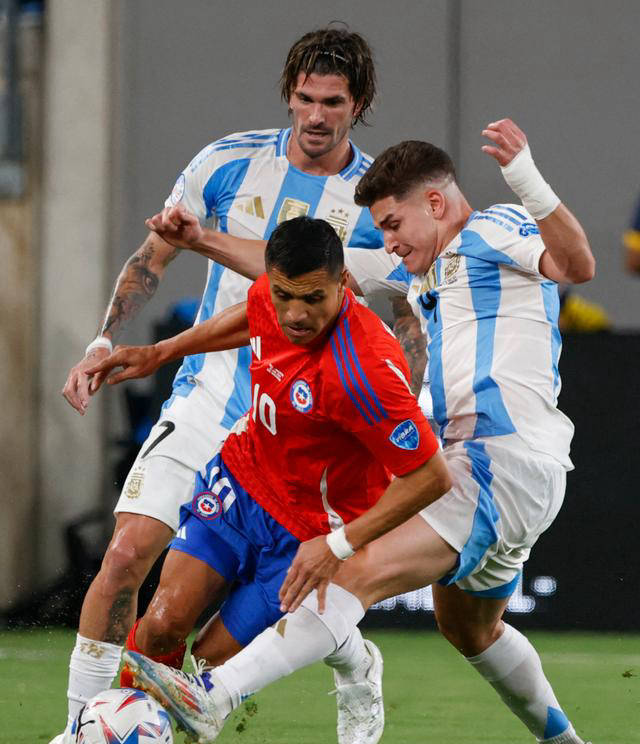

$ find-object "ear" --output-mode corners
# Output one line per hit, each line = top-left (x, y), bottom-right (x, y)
(352, 99), (365, 123)
(426, 189), (446, 219)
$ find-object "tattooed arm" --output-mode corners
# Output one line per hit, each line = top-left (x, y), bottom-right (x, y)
(391, 295), (426, 398)
(62, 232), (180, 414)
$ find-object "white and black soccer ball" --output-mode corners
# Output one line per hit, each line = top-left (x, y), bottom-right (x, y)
(71, 688), (173, 744)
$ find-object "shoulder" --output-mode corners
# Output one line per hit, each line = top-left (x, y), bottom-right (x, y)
(456, 203), (544, 271)
(184, 129), (284, 176)
(322, 296), (411, 422)
(464, 204), (539, 243)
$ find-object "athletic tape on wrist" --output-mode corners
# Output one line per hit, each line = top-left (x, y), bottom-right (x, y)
(500, 144), (560, 221)
(326, 526), (355, 560)
(85, 336), (113, 356)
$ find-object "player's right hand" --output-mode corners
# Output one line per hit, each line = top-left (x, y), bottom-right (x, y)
(85, 344), (162, 387)
(62, 347), (111, 415)
(145, 205), (204, 250)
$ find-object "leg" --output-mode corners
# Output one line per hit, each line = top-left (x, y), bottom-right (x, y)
(134, 548), (229, 656)
(62, 512), (173, 731)
(192, 612), (243, 665)
(79, 513), (173, 643)
(434, 584), (586, 743)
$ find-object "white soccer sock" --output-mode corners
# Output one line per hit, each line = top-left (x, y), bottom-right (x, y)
(323, 626), (370, 684)
(213, 585), (365, 713)
(66, 634), (123, 724)
(466, 624), (583, 743)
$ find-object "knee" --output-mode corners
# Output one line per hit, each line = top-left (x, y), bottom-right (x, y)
(99, 537), (150, 591)
(435, 611), (500, 657)
(142, 603), (191, 649)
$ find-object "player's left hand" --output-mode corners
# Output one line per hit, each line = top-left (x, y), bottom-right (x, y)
(481, 118), (528, 167)
(279, 536), (342, 614)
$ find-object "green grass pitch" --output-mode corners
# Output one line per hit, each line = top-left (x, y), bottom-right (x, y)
(1, 628), (638, 743)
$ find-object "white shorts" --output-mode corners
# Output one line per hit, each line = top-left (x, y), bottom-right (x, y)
(114, 411), (228, 532)
(420, 434), (566, 597)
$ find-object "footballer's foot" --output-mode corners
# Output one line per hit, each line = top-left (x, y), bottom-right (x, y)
(332, 639), (384, 744)
(124, 650), (224, 743)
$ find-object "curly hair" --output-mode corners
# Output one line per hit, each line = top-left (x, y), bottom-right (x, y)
(280, 26), (377, 127)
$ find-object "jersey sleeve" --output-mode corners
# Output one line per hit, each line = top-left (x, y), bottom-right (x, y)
(327, 316), (439, 476)
(463, 204), (546, 275)
(344, 247), (413, 298)
(164, 130), (275, 223)
(164, 141), (218, 220)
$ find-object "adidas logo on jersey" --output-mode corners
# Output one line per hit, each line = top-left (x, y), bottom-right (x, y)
(239, 196), (265, 219)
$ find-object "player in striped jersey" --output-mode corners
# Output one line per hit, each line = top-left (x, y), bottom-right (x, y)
(53, 28), (405, 744)
(130, 120), (595, 744)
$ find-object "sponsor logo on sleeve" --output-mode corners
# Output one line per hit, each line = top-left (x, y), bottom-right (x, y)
(290, 379), (313, 413)
(519, 222), (539, 237)
(193, 491), (222, 520)
(389, 419), (420, 450)
(169, 174), (185, 205)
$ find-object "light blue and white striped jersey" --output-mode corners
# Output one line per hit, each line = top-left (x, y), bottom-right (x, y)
(161, 128), (404, 439)
(405, 204), (574, 469)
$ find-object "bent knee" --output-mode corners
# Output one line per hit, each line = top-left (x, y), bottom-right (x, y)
(436, 613), (500, 657)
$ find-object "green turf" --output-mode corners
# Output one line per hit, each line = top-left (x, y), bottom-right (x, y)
(1, 628), (638, 743)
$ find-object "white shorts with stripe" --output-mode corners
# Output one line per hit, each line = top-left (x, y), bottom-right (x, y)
(114, 396), (228, 532)
(419, 433), (567, 597)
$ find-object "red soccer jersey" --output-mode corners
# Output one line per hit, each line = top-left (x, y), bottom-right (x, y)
(220, 274), (439, 542)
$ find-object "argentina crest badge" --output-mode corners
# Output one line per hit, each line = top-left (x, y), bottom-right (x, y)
(290, 379), (313, 413)
(389, 419), (420, 450)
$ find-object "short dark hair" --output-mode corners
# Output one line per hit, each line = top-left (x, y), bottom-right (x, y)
(354, 140), (457, 207)
(265, 216), (344, 279)
(280, 26), (376, 127)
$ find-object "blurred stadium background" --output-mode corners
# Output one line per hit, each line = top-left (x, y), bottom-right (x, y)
(1, 0), (639, 741)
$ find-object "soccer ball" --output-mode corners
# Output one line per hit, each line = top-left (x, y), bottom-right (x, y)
(71, 688), (173, 743)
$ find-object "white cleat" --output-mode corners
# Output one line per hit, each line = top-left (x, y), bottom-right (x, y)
(123, 650), (224, 744)
(333, 639), (384, 744)
(47, 725), (73, 744)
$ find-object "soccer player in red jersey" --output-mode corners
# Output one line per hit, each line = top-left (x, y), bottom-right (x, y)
(89, 215), (452, 742)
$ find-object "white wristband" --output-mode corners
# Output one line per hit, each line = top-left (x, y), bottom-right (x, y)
(500, 144), (560, 221)
(85, 336), (113, 357)
(326, 526), (355, 560)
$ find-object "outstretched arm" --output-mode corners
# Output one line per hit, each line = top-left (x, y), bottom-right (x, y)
(62, 232), (181, 414)
(86, 301), (249, 388)
(146, 205), (268, 280)
(482, 118), (595, 284)
(278, 451), (451, 613)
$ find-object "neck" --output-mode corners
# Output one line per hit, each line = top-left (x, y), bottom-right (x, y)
(435, 198), (474, 260)
(286, 133), (354, 176)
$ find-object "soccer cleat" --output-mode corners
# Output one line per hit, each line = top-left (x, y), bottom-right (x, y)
(47, 733), (70, 744)
(123, 650), (224, 743)
(332, 639), (385, 744)
(47, 723), (73, 744)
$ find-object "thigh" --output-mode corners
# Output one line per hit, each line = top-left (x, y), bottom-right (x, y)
(334, 514), (458, 608)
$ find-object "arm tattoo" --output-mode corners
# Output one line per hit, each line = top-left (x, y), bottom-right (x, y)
(391, 296), (427, 398)
(99, 242), (177, 339)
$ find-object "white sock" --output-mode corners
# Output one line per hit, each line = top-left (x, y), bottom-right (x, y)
(466, 624), (583, 743)
(324, 626), (370, 684)
(66, 634), (123, 724)
(213, 585), (365, 713)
